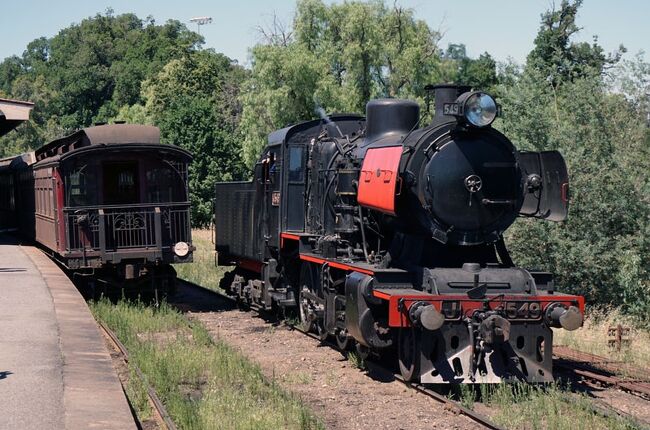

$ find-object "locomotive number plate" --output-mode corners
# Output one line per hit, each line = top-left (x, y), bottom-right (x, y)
(271, 191), (280, 206)
(504, 301), (542, 320)
(443, 102), (461, 115)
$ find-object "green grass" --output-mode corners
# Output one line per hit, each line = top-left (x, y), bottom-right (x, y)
(174, 229), (230, 292)
(347, 351), (366, 371)
(452, 382), (640, 430)
(91, 298), (323, 430)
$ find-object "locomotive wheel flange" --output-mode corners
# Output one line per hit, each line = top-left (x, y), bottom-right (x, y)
(335, 329), (354, 351)
(298, 263), (324, 335)
(398, 328), (420, 382)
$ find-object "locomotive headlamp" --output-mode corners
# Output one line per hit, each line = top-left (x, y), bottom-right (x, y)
(464, 92), (497, 127)
(174, 241), (190, 257)
(442, 91), (498, 127)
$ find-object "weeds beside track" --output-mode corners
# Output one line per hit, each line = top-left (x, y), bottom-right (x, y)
(90, 299), (323, 430)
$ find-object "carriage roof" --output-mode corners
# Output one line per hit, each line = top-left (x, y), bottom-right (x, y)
(34, 124), (191, 165)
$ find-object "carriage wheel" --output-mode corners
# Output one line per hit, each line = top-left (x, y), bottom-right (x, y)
(398, 328), (420, 382)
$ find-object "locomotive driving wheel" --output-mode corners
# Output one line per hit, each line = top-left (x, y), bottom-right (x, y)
(298, 262), (325, 337)
(298, 287), (315, 332)
(398, 328), (420, 382)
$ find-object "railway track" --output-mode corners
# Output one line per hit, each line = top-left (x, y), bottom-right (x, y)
(553, 346), (650, 399)
(175, 278), (650, 429)
(175, 279), (504, 430)
(97, 320), (178, 430)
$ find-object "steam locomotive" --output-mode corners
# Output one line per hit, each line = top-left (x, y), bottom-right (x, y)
(214, 85), (584, 383)
(0, 124), (194, 293)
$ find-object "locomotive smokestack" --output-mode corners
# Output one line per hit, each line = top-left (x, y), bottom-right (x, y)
(427, 84), (471, 124)
(365, 99), (419, 142)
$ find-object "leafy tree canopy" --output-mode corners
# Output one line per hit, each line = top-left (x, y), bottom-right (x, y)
(499, 0), (649, 322)
(142, 50), (248, 225)
(526, 0), (625, 85)
(240, 0), (445, 166)
(0, 10), (203, 156)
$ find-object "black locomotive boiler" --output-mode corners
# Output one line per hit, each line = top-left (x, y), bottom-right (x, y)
(214, 85), (584, 383)
(0, 123), (194, 293)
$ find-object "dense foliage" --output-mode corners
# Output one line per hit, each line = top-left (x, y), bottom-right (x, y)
(0, 1), (647, 320)
(499, 0), (649, 322)
(0, 10), (246, 225)
(239, 0), (497, 166)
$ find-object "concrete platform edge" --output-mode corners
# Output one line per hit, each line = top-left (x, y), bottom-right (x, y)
(22, 246), (137, 430)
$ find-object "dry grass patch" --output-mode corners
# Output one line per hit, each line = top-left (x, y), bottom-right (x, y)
(554, 307), (650, 369)
(455, 382), (639, 430)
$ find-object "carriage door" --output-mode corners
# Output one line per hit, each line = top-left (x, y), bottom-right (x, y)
(283, 145), (306, 232)
(103, 161), (139, 204)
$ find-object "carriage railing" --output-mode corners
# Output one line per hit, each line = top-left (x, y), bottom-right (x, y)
(63, 203), (191, 253)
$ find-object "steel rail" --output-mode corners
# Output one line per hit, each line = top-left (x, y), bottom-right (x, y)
(296, 326), (505, 430)
(171, 279), (650, 428)
(176, 279), (504, 430)
(553, 350), (650, 399)
(97, 321), (178, 430)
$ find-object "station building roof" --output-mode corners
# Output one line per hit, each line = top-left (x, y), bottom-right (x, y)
(0, 98), (34, 137)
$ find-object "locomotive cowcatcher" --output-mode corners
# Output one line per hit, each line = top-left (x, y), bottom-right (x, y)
(214, 85), (584, 383)
(0, 123), (194, 293)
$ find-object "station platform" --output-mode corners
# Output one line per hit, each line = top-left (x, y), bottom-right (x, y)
(0, 235), (136, 429)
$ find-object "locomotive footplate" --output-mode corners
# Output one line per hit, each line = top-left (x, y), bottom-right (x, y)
(372, 288), (584, 383)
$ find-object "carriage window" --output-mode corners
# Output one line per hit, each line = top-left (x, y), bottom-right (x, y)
(145, 162), (186, 203)
(66, 165), (97, 207)
(70, 172), (83, 195)
(288, 146), (304, 182)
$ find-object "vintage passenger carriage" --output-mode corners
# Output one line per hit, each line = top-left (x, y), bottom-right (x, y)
(0, 123), (193, 291)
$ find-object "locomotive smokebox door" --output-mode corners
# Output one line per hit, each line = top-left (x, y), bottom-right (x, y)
(518, 151), (569, 221)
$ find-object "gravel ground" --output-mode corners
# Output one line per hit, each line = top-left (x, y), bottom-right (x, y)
(192, 308), (479, 430)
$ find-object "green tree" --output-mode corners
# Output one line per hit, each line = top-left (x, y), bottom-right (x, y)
(443, 44), (498, 91)
(498, 1), (649, 322)
(240, 0), (443, 166)
(143, 51), (247, 226)
(526, 0), (624, 85)
(0, 11), (203, 155)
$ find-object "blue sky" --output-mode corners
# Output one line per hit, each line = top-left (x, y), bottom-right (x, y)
(1, 1), (647, 67)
